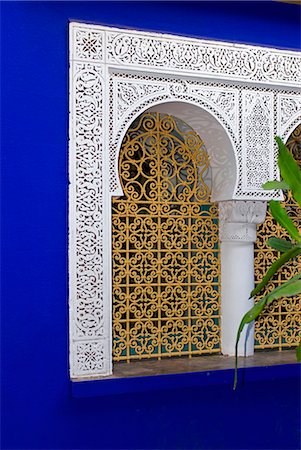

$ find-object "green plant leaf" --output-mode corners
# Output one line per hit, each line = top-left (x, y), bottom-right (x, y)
(266, 279), (301, 304)
(234, 274), (301, 389)
(264, 273), (301, 299)
(237, 297), (267, 331)
(269, 200), (301, 243)
(296, 342), (301, 362)
(275, 136), (301, 207)
(267, 237), (294, 252)
(262, 180), (289, 190)
(233, 297), (267, 390)
(250, 246), (301, 298)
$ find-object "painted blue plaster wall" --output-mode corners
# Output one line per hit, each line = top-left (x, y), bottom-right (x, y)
(1, 2), (300, 449)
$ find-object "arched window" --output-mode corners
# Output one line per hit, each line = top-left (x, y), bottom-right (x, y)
(112, 113), (220, 362)
(69, 23), (300, 378)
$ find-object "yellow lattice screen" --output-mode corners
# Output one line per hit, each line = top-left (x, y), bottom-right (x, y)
(112, 113), (220, 361)
(254, 125), (301, 350)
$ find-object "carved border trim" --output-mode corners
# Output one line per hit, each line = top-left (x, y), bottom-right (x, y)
(71, 23), (301, 87)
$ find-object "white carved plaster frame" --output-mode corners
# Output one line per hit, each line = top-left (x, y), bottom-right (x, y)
(69, 22), (301, 379)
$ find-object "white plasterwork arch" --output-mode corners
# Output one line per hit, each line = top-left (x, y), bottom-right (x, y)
(112, 99), (238, 201)
(69, 22), (301, 379)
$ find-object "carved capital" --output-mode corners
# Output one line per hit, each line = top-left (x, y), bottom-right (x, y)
(219, 201), (267, 242)
(219, 200), (267, 224)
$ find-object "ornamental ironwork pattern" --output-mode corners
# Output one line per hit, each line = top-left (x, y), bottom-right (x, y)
(254, 124), (301, 350)
(112, 113), (220, 361)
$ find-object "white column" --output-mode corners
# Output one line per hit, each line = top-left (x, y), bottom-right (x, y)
(219, 201), (267, 356)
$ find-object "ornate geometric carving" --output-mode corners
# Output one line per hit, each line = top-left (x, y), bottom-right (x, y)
(73, 341), (105, 376)
(278, 94), (301, 136)
(219, 222), (257, 242)
(189, 86), (238, 134)
(109, 71), (294, 200)
(71, 26), (104, 62)
(242, 91), (274, 190)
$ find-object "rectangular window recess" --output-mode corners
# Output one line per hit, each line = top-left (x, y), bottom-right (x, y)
(71, 350), (299, 398)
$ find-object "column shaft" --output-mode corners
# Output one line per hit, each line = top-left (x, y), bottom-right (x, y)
(218, 201), (267, 357)
(221, 241), (254, 356)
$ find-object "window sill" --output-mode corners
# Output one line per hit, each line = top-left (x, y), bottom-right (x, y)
(71, 350), (300, 398)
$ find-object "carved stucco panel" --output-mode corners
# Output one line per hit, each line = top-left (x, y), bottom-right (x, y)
(189, 85), (239, 135)
(242, 90), (274, 191)
(106, 31), (300, 86)
(71, 26), (105, 62)
(112, 76), (168, 128)
(69, 61), (107, 377)
(72, 340), (107, 377)
(278, 94), (301, 141)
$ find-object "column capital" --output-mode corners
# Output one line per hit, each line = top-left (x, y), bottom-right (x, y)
(219, 200), (267, 242)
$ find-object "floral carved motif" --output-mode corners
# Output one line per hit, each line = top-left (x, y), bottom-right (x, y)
(278, 94), (301, 136)
(190, 86), (238, 134)
(261, 52), (300, 84)
(106, 32), (300, 86)
(242, 91), (274, 190)
(114, 79), (167, 123)
(70, 61), (106, 376)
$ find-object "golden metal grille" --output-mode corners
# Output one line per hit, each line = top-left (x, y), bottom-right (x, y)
(112, 113), (220, 361)
(254, 124), (301, 350)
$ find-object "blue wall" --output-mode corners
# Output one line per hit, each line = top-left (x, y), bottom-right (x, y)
(1, 2), (300, 449)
